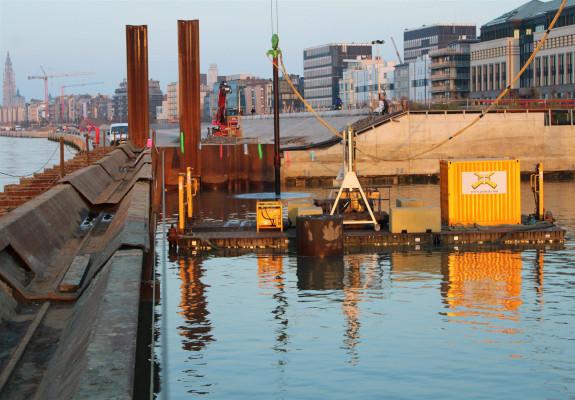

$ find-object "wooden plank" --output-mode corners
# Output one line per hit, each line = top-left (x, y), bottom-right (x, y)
(58, 255), (91, 293)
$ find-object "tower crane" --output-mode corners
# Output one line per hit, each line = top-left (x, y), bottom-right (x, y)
(60, 82), (104, 123)
(27, 66), (94, 122)
(390, 37), (403, 64)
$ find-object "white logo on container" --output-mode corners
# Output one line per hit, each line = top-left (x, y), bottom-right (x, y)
(462, 171), (507, 194)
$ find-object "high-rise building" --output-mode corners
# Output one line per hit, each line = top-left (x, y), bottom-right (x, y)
(303, 43), (372, 109)
(404, 24), (477, 63)
(112, 79), (163, 122)
(3, 52), (17, 107)
(112, 80), (128, 122)
(166, 82), (179, 122)
(470, 0), (575, 99)
(430, 39), (478, 103)
(208, 64), (218, 88)
(149, 80), (163, 122)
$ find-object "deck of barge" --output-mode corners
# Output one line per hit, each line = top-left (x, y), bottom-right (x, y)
(177, 221), (566, 252)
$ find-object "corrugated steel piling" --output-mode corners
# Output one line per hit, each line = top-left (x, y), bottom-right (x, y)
(126, 25), (149, 148)
(178, 20), (201, 175)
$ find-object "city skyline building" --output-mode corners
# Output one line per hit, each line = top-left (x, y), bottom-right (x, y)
(470, 0), (575, 99)
(404, 24), (477, 63)
(430, 39), (478, 103)
(3, 52), (17, 107)
(303, 43), (372, 109)
(339, 56), (396, 109)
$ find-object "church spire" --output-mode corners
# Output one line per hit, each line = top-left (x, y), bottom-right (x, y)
(3, 50), (17, 107)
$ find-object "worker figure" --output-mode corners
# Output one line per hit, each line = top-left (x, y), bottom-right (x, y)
(168, 223), (178, 253)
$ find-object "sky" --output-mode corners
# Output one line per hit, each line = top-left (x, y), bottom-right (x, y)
(0, 0), (527, 101)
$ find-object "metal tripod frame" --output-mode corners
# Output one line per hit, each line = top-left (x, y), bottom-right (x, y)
(330, 127), (380, 231)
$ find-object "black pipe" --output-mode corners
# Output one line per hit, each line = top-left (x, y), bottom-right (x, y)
(273, 55), (281, 198)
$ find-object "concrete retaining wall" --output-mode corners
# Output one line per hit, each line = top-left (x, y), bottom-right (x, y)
(33, 249), (143, 400)
(283, 111), (575, 178)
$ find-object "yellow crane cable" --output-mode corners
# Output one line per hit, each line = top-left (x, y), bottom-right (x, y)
(273, 55), (343, 138)
(274, 0), (567, 163)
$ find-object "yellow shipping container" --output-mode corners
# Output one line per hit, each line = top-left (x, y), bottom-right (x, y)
(440, 159), (521, 226)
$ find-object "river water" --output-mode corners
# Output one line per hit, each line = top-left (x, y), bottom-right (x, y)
(7, 136), (572, 398)
(155, 182), (575, 399)
(0, 136), (77, 191)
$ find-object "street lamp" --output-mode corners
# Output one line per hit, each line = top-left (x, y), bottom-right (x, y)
(371, 40), (385, 106)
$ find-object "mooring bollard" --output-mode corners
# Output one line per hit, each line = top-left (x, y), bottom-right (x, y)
(296, 214), (344, 257)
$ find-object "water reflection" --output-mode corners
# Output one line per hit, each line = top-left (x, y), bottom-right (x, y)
(390, 252), (443, 281)
(257, 256), (289, 354)
(443, 251), (524, 333)
(296, 257), (345, 290)
(257, 255), (289, 397)
(177, 257), (214, 352)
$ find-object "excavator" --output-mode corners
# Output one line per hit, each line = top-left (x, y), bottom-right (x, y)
(210, 80), (241, 137)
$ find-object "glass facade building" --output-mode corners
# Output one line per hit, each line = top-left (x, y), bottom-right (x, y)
(303, 43), (372, 110)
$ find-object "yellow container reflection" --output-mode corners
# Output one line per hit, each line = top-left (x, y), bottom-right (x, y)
(445, 251), (523, 328)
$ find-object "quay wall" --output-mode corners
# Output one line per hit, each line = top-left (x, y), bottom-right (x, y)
(283, 111), (575, 178)
(0, 130), (87, 151)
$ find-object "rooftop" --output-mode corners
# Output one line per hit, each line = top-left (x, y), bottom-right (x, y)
(404, 23), (476, 33)
(303, 43), (372, 51)
(484, 0), (575, 27)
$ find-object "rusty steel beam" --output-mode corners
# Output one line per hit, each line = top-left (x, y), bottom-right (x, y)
(178, 20), (201, 175)
(126, 25), (149, 148)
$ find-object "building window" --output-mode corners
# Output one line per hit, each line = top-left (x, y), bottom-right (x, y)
(542, 56), (548, 86)
(559, 54), (565, 85)
(567, 53), (573, 85)
(550, 55), (556, 86)
(535, 57), (541, 87)
(488, 64), (494, 91)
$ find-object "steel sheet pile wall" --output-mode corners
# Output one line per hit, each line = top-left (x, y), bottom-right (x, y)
(126, 25), (149, 148)
(440, 159), (521, 226)
(157, 144), (274, 190)
(178, 20), (201, 175)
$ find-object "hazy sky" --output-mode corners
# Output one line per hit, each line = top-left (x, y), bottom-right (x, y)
(0, 0), (527, 100)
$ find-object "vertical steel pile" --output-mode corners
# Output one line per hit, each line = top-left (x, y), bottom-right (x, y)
(126, 25), (149, 148)
(178, 20), (201, 175)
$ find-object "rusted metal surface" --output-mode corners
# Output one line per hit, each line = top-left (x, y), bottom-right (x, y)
(296, 215), (344, 257)
(0, 149), (151, 301)
(62, 148), (151, 206)
(0, 147), (111, 216)
(178, 223), (565, 253)
(0, 148), (152, 397)
(155, 143), (274, 191)
(126, 25), (149, 148)
(178, 20), (201, 175)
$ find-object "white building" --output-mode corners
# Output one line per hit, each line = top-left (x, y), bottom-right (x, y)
(408, 55), (432, 105)
(339, 57), (396, 110)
